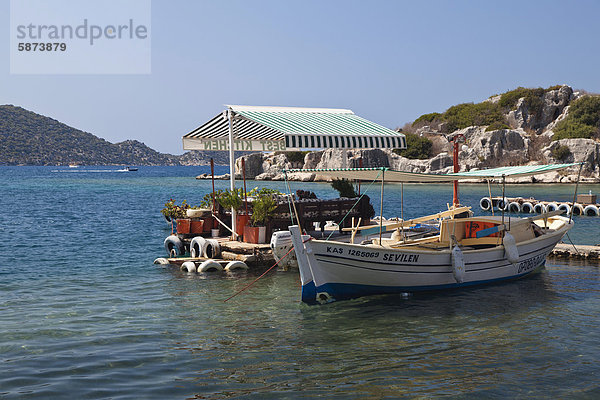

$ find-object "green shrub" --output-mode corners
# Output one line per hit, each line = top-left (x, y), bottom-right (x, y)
(331, 179), (358, 198)
(550, 145), (572, 161)
(553, 95), (600, 140)
(393, 133), (433, 159)
(567, 95), (600, 126)
(485, 121), (510, 132)
(498, 87), (545, 114)
(553, 120), (597, 140)
(443, 102), (504, 132)
(412, 112), (441, 126)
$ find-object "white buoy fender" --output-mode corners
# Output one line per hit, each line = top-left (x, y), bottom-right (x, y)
(495, 198), (508, 211)
(521, 202), (534, 214)
(203, 239), (221, 258)
(181, 261), (197, 273)
(190, 236), (207, 258)
(451, 245), (465, 283)
(558, 203), (570, 215)
(572, 203), (584, 215)
(479, 197), (492, 211)
(546, 202), (559, 212)
(224, 261), (248, 271)
(164, 235), (185, 257)
(508, 202), (521, 213)
(197, 259), (223, 272)
(153, 257), (170, 265)
(533, 203), (546, 214)
(583, 204), (599, 216)
(503, 232), (519, 264)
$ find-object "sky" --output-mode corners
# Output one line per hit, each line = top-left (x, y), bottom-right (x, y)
(1, 0), (600, 155)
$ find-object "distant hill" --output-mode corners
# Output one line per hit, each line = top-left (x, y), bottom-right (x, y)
(0, 105), (243, 166)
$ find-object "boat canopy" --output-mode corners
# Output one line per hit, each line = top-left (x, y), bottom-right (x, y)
(182, 105), (406, 152)
(285, 163), (582, 182)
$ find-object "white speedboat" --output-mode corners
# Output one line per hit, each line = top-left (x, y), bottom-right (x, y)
(285, 164), (579, 305)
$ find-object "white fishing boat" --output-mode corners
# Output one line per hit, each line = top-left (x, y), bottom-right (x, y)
(285, 163), (581, 305)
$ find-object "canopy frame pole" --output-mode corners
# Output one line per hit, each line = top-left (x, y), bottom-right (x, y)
(569, 163), (584, 224)
(401, 182), (405, 243)
(228, 109), (237, 239)
(379, 168), (385, 245)
(487, 179), (494, 216)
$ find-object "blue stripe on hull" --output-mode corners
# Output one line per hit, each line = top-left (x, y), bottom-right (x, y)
(300, 264), (544, 305)
(301, 281), (317, 304)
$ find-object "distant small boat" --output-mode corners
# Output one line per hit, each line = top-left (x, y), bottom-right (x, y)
(68, 164), (79, 168)
(118, 166), (138, 172)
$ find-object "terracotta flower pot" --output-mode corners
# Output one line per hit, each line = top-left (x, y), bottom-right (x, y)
(190, 219), (204, 234)
(236, 214), (250, 239)
(176, 219), (191, 234)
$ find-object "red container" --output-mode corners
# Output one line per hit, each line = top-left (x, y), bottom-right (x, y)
(236, 214), (250, 239)
(176, 219), (191, 234)
(243, 225), (260, 244)
(190, 220), (204, 234)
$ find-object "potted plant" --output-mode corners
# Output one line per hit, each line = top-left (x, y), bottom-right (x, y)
(245, 193), (277, 244)
(217, 188), (248, 238)
(161, 199), (191, 234)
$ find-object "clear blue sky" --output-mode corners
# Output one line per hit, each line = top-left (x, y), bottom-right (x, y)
(1, 0), (599, 154)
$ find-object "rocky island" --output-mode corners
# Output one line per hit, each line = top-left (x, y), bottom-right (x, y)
(220, 85), (600, 183)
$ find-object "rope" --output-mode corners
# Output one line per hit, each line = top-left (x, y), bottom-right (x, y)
(565, 232), (580, 256)
(326, 169), (383, 241)
(223, 237), (312, 302)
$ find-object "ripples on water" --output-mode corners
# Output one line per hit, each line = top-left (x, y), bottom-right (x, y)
(1, 166), (599, 399)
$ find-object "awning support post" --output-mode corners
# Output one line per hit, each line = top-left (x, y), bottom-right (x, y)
(228, 109), (237, 239)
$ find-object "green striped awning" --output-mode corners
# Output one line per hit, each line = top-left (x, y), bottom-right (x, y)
(182, 105), (406, 152)
(285, 163), (582, 182)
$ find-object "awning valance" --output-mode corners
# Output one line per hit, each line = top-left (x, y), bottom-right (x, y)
(285, 163), (582, 182)
(182, 105), (406, 151)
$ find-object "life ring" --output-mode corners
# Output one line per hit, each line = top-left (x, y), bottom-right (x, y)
(479, 197), (492, 211)
(190, 236), (206, 258)
(558, 203), (570, 215)
(495, 198), (508, 211)
(503, 232), (519, 264)
(521, 202), (534, 214)
(572, 203), (584, 215)
(224, 261), (249, 272)
(203, 239), (221, 258)
(181, 261), (197, 273)
(197, 259), (223, 272)
(583, 204), (599, 216)
(164, 235), (185, 257)
(546, 202), (559, 212)
(508, 202), (521, 213)
(533, 203), (546, 214)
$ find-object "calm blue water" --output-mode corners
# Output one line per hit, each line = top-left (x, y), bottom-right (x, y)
(1, 166), (600, 399)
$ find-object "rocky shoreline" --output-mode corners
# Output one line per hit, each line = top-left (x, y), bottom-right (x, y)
(198, 85), (600, 183)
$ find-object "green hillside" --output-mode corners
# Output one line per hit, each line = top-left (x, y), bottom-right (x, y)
(0, 105), (238, 165)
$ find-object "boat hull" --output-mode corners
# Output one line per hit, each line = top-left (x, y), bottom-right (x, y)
(290, 222), (571, 305)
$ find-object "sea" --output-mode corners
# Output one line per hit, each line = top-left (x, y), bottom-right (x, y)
(1, 165), (599, 399)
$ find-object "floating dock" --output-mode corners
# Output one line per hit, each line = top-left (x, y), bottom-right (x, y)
(479, 193), (600, 216)
(550, 243), (600, 260)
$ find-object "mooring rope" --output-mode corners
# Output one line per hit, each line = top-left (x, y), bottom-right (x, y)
(565, 232), (581, 256)
(223, 237), (312, 302)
